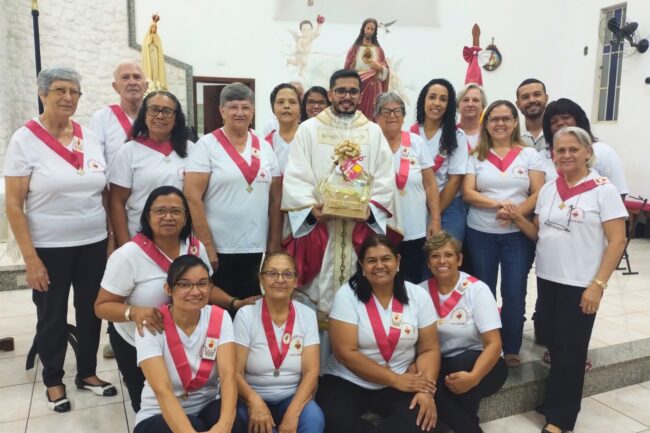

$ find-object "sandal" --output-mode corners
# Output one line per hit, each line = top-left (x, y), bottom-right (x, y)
(75, 376), (117, 397)
(46, 385), (71, 413)
(504, 354), (521, 367)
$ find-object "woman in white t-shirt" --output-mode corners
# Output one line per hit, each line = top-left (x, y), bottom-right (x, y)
(264, 83), (301, 173)
(411, 78), (469, 243)
(109, 90), (192, 247)
(375, 92), (441, 283)
(316, 235), (440, 433)
(95, 186), (241, 412)
(134, 255), (237, 433)
(4, 66), (115, 413)
(185, 83), (282, 303)
(504, 127), (627, 433)
(462, 100), (545, 367)
(420, 231), (507, 433)
(233, 252), (323, 433)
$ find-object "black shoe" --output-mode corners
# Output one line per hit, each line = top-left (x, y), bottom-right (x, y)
(75, 376), (117, 397)
(46, 385), (71, 413)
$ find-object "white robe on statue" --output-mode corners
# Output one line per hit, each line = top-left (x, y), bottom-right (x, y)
(282, 108), (396, 316)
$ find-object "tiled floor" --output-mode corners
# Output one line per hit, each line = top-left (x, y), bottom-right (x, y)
(0, 239), (649, 433)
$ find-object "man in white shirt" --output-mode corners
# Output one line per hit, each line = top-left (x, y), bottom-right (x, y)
(90, 61), (148, 168)
(281, 69), (395, 319)
(516, 78), (549, 151)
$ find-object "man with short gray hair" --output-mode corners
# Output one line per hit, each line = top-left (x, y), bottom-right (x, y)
(90, 61), (148, 168)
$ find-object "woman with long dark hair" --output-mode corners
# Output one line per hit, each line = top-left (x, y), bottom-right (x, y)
(316, 234), (441, 433)
(412, 79), (469, 242)
(109, 90), (192, 247)
(300, 86), (330, 122)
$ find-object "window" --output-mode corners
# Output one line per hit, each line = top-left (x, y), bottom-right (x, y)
(597, 4), (626, 121)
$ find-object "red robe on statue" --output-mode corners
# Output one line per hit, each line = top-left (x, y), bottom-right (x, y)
(344, 44), (389, 120)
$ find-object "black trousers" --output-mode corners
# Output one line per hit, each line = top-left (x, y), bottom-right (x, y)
(211, 252), (263, 299)
(435, 350), (508, 433)
(397, 237), (431, 284)
(108, 323), (144, 412)
(316, 374), (424, 433)
(536, 277), (596, 431)
(134, 399), (222, 433)
(33, 239), (107, 387)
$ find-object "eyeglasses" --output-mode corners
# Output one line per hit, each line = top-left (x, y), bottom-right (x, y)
(379, 108), (404, 117)
(147, 106), (176, 118)
(48, 87), (82, 98)
(544, 193), (575, 232)
(306, 99), (328, 106)
(261, 270), (297, 280)
(333, 87), (360, 97)
(487, 116), (515, 124)
(150, 207), (185, 218)
(175, 279), (211, 292)
(224, 103), (253, 113)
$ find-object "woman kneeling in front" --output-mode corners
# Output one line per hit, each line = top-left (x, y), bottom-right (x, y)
(421, 231), (507, 433)
(317, 234), (440, 433)
(233, 251), (324, 433)
(134, 256), (236, 433)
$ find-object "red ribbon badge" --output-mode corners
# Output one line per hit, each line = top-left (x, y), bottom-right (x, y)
(555, 174), (600, 202)
(427, 276), (478, 318)
(131, 234), (200, 272)
(213, 129), (261, 188)
(261, 298), (296, 373)
(365, 296), (404, 364)
(395, 131), (412, 192)
(25, 119), (84, 171)
(134, 136), (174, 157)
(160, 304), (224, 393)
(485, 146), (522, 173)
(109, 104), (133, 137)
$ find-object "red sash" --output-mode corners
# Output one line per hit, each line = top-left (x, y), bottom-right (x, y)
(265, 130), (275, 148)
(486, 146), (522, 172)
(131, 233), (200, 273)
(432, 154), (446, 172)
(427, 275), (478, 318)
(160, 304), (224, 393)
(261, 298), (296, 372)
(395, 131), (411, 191)
(213, 129), (261, 188)
(108, 104), (133, 137)
(556, 174), (601, 202)
(409, 123), (420, 134)
(134, 136), (174, 157)
(25, 119), (84, 171)
(365, 296), (404, 363)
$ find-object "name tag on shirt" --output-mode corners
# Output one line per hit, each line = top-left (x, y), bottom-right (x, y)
(202, 337), (218, 360)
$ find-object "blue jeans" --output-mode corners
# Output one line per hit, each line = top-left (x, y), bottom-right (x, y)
(441, 195), (467, 243)
(234, 395), (324, 433)
(466, 228), (535, 355)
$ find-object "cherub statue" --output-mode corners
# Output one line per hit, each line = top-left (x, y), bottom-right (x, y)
(286, 15), (325, 78)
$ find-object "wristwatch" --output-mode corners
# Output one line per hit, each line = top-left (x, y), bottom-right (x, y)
(124, 305), (133, 321)
(592, 278), (608, 290)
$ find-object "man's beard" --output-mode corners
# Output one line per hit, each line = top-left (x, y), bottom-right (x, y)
(331, 104), (356, 118)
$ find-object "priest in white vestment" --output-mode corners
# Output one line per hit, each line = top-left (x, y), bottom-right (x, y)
(281, 69), (397, 319)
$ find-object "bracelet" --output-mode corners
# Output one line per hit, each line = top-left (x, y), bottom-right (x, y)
(124, 305), (133, 321)
(229, 297), (239, 310)
(592, 278), (608, 290)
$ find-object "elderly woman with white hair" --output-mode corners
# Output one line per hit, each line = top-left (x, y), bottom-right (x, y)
(456, 83), (488, 150)
(503, 126), (627, 433)
(374, 92), (441, 283)
(4, 66), (116, 413)
(184, 83), (282, 305)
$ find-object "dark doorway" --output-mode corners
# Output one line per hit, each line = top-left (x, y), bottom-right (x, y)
(193, 77), (255, 137)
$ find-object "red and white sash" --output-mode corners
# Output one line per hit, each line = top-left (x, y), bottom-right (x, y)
(427, 275), (478, 318)
(108, 104), (133, 137)
(131, 233), (200, 273)
(25, 119), (84, 172)
(134, 136), (174, 157)
(264, 130), (275, 149)
(261, 298), (296, 374)
(409, 123), (419, 134)
(556, 174), (603, 202)
(485, 146), (522, 173)
(213, 129), (261, 189)
(365, 297), (404, 364)
(395, 131), (411, 192)
(160, 304), (224, 393)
